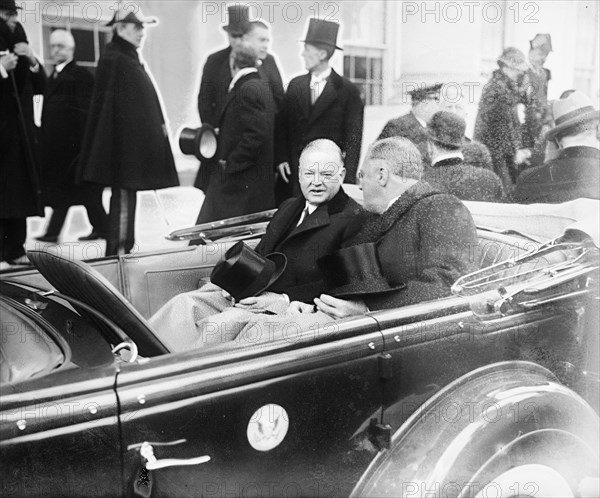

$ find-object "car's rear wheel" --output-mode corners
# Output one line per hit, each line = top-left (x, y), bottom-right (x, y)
(351, 361), (599, 498)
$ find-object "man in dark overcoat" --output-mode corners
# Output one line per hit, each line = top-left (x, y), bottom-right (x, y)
(377, 83), (443, 167)
(78, 4), (178, 256)
(196, 42), (275, 224)
(149, 139), (365, 350)
(513, 91), (599, 203)
(37, 29), (107, 243)
(275, 18), (364, 201)
(194, 4), (250, 192)
(0, 0), (46, 268)
(474, 47), (532, 188)
(423, 111), (504, 203)
(312, 137), (479, 318)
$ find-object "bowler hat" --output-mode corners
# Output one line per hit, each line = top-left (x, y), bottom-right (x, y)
(546, 91), (600, 141)
(497, 47), (530, 72)
(301, 18), (342, 51)
(408, 83), (443, 103)
(530, 34), (552, 55)
(427, 111), (466, 148)
(211, 241), (287, 301)
(106, 3), (158, 26)
(317, 243), (405, 298)
(179, 124), (218, 161)
(0, 0), (20, 12)
(222, 4), (251, 35)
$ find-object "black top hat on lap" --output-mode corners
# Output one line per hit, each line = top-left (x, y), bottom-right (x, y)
(301, 18), (342, 50)
(427, 111), (466, 149)
(317, 243), (405, 298)
(179, 124), (218, 161)
(211, 241), (287, 301)
(222, 4), (251, 35)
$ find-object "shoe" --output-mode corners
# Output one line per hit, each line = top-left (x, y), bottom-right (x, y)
(35, 234), (59, 243)
(7, 255), (33, 267)
(78, 232), (105, 241)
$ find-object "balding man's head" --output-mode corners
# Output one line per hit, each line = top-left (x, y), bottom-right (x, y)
(50, 29), (75, 64)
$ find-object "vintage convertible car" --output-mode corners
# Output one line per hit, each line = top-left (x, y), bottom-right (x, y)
(1, 197), (599, 497)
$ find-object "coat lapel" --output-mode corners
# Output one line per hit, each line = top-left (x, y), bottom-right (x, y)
(298, 73), (311, 121)
(46, 60), (73, 98)
(217, 71), (259, 125)
(309, 69), (339, 125)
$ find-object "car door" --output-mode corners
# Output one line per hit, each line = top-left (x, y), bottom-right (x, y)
(0, 294), (122, 498)
(117, 316), (384, 497)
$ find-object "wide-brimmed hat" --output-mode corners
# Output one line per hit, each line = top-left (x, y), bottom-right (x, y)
(222, 4), (251, 35)
(0, 0), (20, 12)
(301, 18), (342, 51)
(497, 47), (530, 72)
(427, 111), (466, 148)
(106, 3), (158, 26)
(179, 124), (218, 161)
(530, 34), (552, 55)
(408, 83), (443, 103)
(317, 243), (405, 298)
(211, 241), (287, 301)
(546, 91), (600, 141)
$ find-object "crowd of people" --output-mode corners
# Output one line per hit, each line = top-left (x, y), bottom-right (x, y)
(1, 0), (599, 273)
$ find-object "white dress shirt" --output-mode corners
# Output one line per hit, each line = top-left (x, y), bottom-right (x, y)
(309, 66), (332, 105)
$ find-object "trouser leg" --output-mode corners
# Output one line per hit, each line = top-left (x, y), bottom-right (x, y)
(0, 218), (27, 261)
(44, 206), (69, 236)
(84, 188), (108, 236)
(106, 188), (137, 256)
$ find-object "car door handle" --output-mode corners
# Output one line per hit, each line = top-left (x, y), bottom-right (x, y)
(137, 441), (211, 470)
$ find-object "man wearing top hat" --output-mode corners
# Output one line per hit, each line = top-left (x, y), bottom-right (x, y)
(149, 139), (365, 350)
(0, 0), (46, 269)
(474, 47), (533, 188)
(423, 111), (504, 202)
(377, 83), (443, 167)
(513, 91), (599, 203)
(275, 18), (364, 202)
(78, 3), (179, 256)
(521, 34), (553, 168)
(195, 42), (276, 224)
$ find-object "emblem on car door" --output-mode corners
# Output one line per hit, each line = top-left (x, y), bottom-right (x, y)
(247, 404), (289, 452)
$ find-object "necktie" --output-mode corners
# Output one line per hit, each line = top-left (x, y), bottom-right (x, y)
(310, 79), (319, 105)
(296, 206), (310, 227)
(51, 68), (58, 79)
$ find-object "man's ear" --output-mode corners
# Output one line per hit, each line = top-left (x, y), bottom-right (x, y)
(378, 165), (389, 186)
(339, 167), (346, 183)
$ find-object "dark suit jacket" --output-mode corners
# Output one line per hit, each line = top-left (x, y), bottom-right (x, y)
(423, 157), (505, 202)
(256, 188), (365, 302)
(197, 71), (275, 223)
(1, 19), (46, 218)
(349, 182), (479, 310)
(195, 49), (284, 190)
(41, 61), (95, 206)
(378, 111), (430, 165)
(275, 69), (364, 192)
(513, 146), (600, 203)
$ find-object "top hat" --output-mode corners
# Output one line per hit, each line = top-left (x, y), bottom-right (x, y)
(222, 4), (251, 35)
(0, 0), (20, 12)
(317, 243), (405, 298)
(106, 4), (158, 26)
(546, 91), (600, 141)
(408, 83), (443, 103)
(179, 124), (218, 161)
(530, 33), (553, 55)
(427, 111), (466, 148)
(497, 47), (530, 72)
(301, 18), (342, 50)
(211, 241), (287, 301)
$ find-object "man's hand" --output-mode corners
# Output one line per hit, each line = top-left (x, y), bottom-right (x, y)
(277, 162), (291, 183)
(314, 294), (368, 319)
(236, 292), (287, 311)
(13, 42), (37, 67)
(515, 148), (532, 165)
(0, 52), (18, 72)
